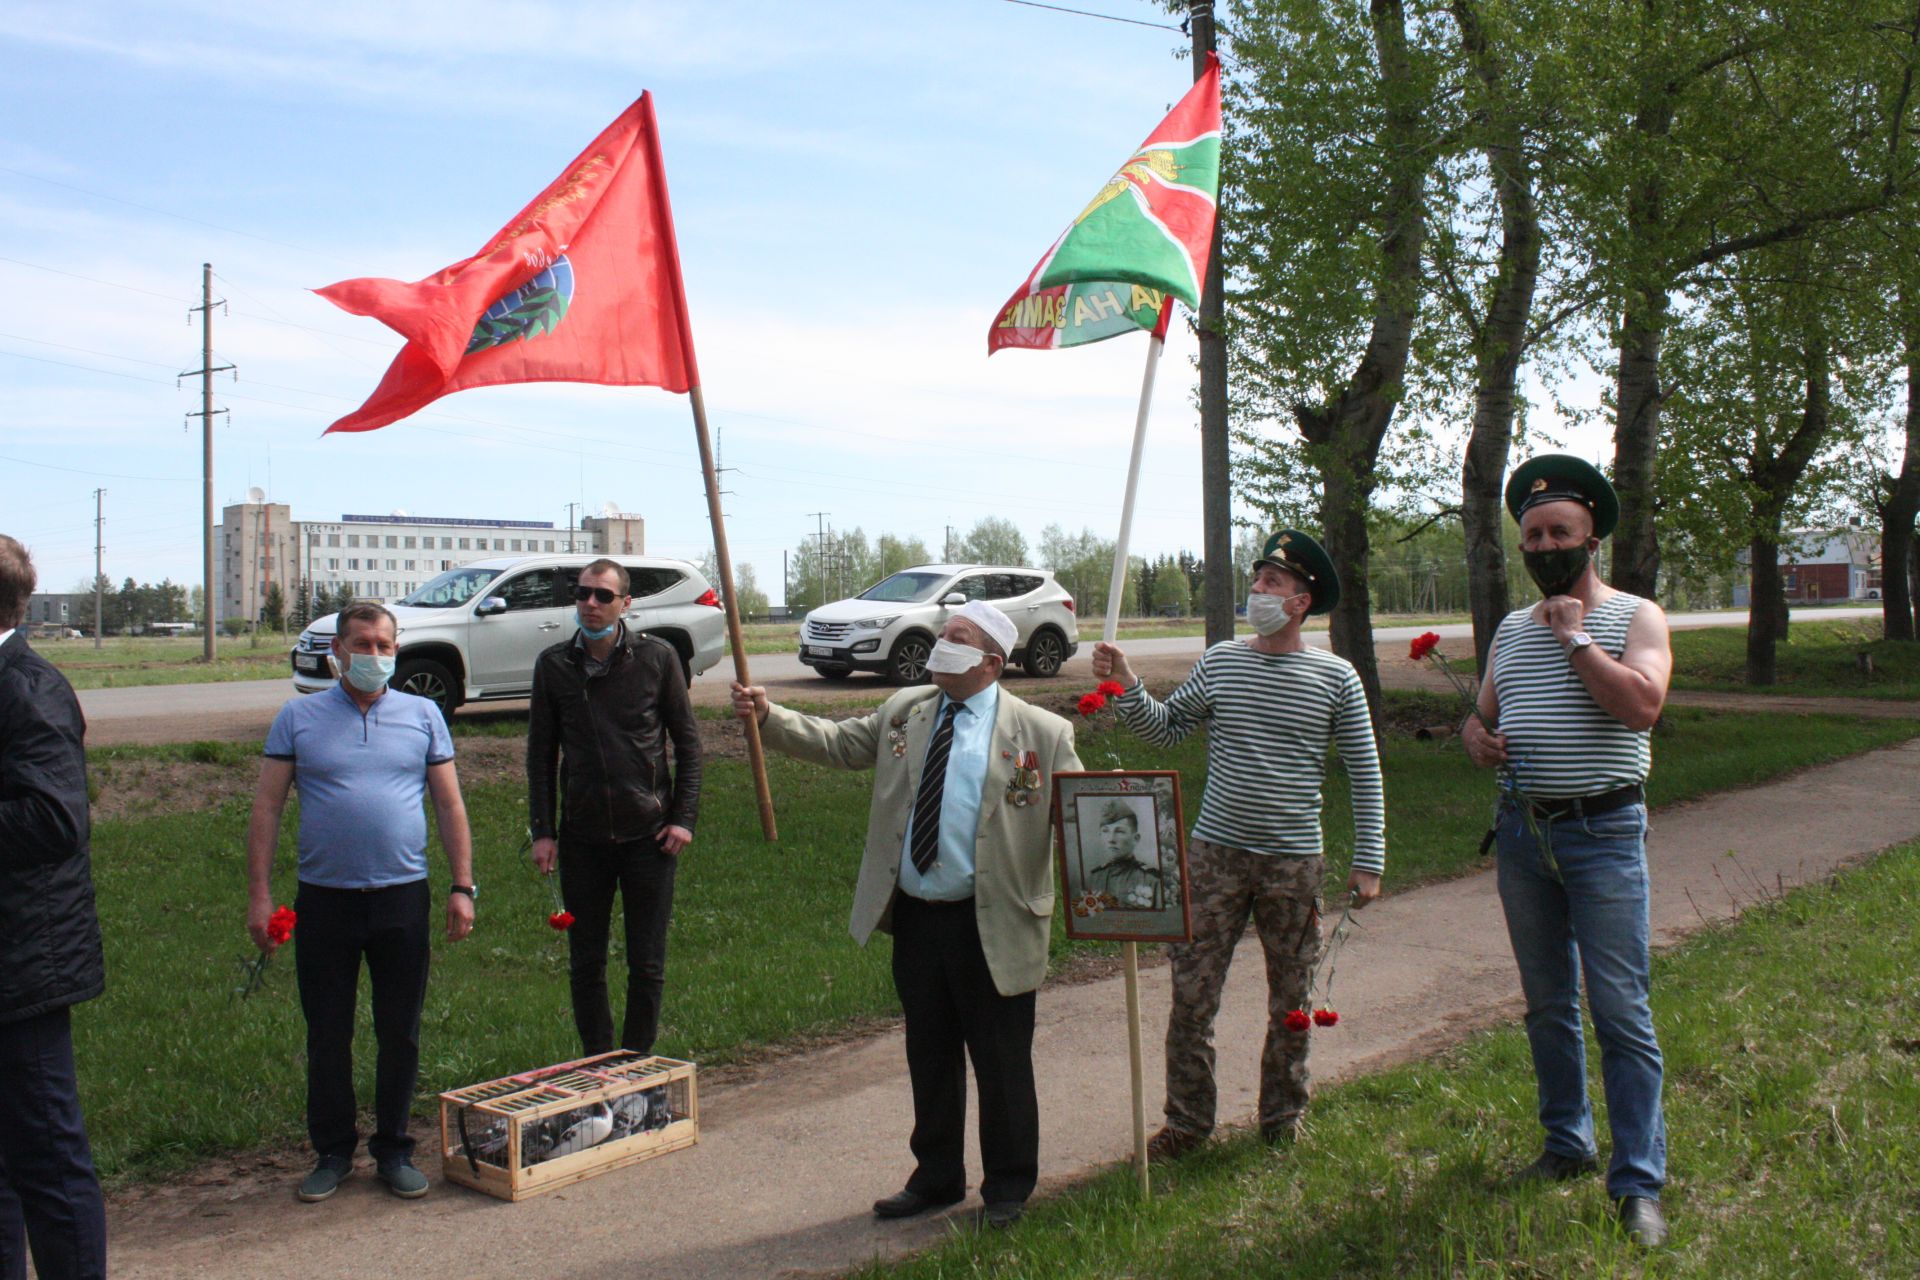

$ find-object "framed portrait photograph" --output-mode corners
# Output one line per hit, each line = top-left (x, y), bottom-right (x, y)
(1051, 771), (1191, 943)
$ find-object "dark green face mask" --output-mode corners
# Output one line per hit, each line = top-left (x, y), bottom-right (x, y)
(1523, 544), (1590, 597)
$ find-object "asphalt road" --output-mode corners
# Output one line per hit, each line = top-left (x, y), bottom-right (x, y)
(75, 606), (1882, 746)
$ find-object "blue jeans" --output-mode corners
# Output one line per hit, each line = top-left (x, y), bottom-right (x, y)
(1495, 801), (1666, 1201)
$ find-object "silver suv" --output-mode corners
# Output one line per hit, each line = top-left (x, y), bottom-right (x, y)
(291, 554), (726, 717)
(798, 564), (1079, 684)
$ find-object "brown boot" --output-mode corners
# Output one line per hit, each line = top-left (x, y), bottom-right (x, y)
(1146, 1125), (1208, 1161)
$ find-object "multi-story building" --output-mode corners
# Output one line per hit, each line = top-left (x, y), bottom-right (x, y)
(217, 501), (636, 620)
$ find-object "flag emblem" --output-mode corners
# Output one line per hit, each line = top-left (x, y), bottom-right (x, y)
(466, 257), (575, 354)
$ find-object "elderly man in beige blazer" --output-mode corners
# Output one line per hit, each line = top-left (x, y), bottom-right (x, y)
(733, 599), (1079, 1229)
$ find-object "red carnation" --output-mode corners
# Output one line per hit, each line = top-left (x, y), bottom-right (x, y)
(1409, 631), (1442, 662)
(1077, 692), (1107, 717)
(1283, 1009), (1312, 1033)
(1313, 1008), (1339, 1027)
(1096, 680), (1127, 699)
(265, 905), (297, 948)
(548, 911), (575, 931)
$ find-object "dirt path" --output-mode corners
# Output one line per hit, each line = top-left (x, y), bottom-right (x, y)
(99, 736), (1920, 1279)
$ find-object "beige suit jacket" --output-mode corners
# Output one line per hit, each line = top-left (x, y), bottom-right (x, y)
(761, 683), (1081, 996)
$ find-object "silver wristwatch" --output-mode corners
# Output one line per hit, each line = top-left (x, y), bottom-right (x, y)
(1566, 630), (1595, 655)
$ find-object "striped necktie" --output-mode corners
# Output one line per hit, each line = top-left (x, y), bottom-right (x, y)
(908, 701), (965, 876)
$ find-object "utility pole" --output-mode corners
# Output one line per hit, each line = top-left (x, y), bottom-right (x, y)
(945, 524), (957, 562)
(565, 501), (580, 552)
(182, 263), (232, 662)
(92, 488), (104, 650)
(1192, 1), (1234, 646)
(807, 511), (829, 609)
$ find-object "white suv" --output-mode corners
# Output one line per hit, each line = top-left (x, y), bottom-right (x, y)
(290, 554), (726, 717)
(798, 564), (1079, 684)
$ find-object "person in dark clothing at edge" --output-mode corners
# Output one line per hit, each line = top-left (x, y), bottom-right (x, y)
(527, 557), (703, 1056)
(0, 533), (108, 1280)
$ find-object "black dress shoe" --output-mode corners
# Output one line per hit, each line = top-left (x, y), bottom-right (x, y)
(872, 1188), (964, 1219)
(1509, 1149), (1599, 1185)
(980, 1201), (1025, 1230)
(1616, 1196), (1668, 1247)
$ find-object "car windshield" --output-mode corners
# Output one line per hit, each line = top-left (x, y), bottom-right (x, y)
(858, 572), (949, 604)
(396, 566), (503, 608)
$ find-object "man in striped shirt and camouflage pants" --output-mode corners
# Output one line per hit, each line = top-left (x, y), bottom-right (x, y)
(1463, 456), (1673, 1249)
(1093, 529), (1385, 1158)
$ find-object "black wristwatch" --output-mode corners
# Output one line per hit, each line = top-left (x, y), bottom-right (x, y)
(449, 884), (478, 901)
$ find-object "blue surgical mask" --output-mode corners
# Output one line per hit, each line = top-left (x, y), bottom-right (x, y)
(344, 653), (396, 693)
(579, 619), (618, 641)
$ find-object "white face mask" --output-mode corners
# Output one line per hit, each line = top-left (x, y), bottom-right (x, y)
(342, 652), (396, 692)
(926, 638), (988, 675)
(1246, 592), (1306, 636)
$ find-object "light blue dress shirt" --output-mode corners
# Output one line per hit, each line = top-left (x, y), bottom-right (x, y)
(898, 681), (1000, 902)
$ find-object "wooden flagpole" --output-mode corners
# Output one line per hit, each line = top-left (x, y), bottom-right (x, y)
(1104, 328), (1165, 1197)
(640, 92), (778, 840)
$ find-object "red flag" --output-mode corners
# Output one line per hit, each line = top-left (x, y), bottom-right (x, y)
(318, 94), (697, 434)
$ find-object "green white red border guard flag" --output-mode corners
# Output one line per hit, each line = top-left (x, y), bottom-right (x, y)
(988, 53), (1221, 354)
(318, 94), (696, 433)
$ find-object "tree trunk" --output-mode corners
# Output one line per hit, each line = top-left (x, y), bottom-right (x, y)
(1745, 533), (1785, 685)
(1744, 336), (1832, 683)
(1883, 328), (1920, 640)
(1451, 0), (1540, 675)
(1613, 284), (1667, 597)
(1290, 0), (1430, 742)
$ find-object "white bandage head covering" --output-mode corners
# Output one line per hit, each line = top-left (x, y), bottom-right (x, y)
(953, 600), (1017, 658)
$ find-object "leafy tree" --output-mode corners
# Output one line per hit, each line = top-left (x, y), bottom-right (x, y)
(261, 583), (287, 633)
(875, 534), (933, 578)
(958, 516), (1028, 567)
(732, 562), (770, 618)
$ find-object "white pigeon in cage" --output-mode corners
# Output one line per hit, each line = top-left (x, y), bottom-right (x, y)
(545, 1102), (614, 1159)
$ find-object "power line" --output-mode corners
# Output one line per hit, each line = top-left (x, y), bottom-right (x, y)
(0, 165), (349, 262)
(997, 0), (1186, 32)
(0, 452), (196, 483)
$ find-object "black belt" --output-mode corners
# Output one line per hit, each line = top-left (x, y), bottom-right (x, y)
(1515, 783), (1644, 824)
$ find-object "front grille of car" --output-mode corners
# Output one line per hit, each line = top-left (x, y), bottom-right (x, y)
(298, 632), (332, 654)
(805, 620), (852, 643)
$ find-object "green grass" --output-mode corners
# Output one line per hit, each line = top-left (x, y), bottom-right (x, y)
(862, 841), (1920, 1279)
(41, 635), (293, 690)
(72, 698), (1920, 1183)
(1670, 618), (1920, 700)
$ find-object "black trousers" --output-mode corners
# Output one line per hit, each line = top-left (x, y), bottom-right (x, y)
(890, 893), (1039, 1206)
(294, 879), (432, 1164)
(0, 1005), (106, 1280)
(560, 835), (678, 1056)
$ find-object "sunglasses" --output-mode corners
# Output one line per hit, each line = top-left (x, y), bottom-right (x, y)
(572, 585), (624, 604)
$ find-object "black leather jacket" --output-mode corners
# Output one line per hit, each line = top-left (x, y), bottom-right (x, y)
(0, 632), (105, 1023)
(527, 628), (702, 843)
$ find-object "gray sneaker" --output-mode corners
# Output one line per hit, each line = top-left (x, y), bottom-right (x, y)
(297, 1155), (353, 1203)
(376, 1159), (430, 1199)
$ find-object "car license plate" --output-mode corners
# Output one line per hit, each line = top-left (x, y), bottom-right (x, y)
(807, 646), (834, 657)
(296, 654), (325, 674)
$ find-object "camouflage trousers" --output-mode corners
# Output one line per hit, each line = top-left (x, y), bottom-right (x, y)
(1163, 837), (1323, 1138)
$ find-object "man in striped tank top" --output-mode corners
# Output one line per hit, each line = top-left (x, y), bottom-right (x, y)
(1462, 455), (1673, 1248)
(1092, 528), (1385, 1161)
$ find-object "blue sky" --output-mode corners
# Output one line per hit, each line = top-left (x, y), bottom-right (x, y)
(2, 0), (1246, 603)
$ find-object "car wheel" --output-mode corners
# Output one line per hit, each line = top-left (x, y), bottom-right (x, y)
(889, 634), (933, 685)
(815, 663), (855, 681)
(1022, 628), (1065, 678)
(394, 658), (458, 720)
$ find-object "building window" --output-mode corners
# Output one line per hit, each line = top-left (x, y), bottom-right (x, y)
(386, 536), (398, 548)
(510, 539), (523, 551)
(347, 534), (360, 548)
(327, 534), (341, 547)
(404, 536), (416, 549)
(327, 559), (339, 571)
(387, 559), (398, 571)
(405, 560), (416, 570)
(441, 537), (453, 549)
(544, 540), (555, 551)
(347, 558), (359, 570)
(458, 538), (470, 550)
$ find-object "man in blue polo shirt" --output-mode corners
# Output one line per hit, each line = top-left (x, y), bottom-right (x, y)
(245, 601), (475, 1204)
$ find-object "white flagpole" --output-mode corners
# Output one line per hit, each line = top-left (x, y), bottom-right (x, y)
(1104, 328), (1164, 1197)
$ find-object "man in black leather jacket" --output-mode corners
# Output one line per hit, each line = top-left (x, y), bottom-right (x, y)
(0, 534), (107, 1280)
(527, 558), (702, 1055)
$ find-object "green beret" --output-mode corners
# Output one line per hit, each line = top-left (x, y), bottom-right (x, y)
(1251, 528), (1340, 617)
(1505, 454), (1618, 538)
